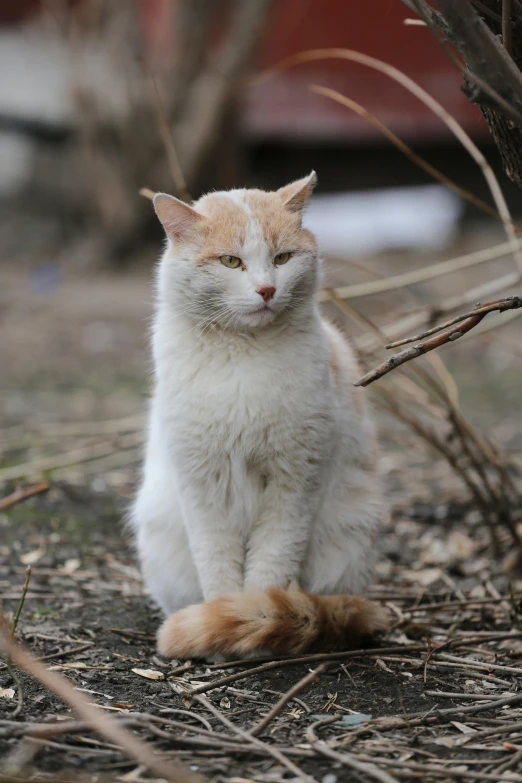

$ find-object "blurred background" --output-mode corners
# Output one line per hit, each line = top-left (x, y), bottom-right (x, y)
(1, 0), (521, 521)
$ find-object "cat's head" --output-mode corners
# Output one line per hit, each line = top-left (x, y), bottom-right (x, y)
(154, 173), (319, 330)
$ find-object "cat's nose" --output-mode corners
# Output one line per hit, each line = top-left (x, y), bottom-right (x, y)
(256, 285), (276, 303)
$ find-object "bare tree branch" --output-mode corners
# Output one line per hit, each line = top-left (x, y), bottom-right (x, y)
(354, 297), (522, 387)
(402, 0), (522, 186)
(435, 0), (522, 114)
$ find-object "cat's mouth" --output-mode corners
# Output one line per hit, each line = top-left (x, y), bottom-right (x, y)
(241, 303), (277, 325)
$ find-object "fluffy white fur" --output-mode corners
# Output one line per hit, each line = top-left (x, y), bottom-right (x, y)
(131, 174), (383, 618)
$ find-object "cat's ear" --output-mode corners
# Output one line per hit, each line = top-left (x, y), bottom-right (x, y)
(153, 193), (203, 239)
(277, 171), (317, 213)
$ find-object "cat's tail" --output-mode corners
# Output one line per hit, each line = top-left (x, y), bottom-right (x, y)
(157, 583), (389, 659)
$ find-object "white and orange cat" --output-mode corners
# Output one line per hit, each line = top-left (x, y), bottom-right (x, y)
(131, 173), (388, 659)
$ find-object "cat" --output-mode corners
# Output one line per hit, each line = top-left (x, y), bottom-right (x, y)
(131, 172), (388, 659)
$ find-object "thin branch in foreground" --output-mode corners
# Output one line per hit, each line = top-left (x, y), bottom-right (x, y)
(0, 481), (50, 511)
(250, 663), (328, 737)
(354, 296), (522, 387)
(0, 620), (203, 783)
(7, 566), (32, 718)
(386, 297), (522, 348)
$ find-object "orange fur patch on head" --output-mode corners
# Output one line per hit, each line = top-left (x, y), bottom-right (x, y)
(243, 189), (318, 257)
(188, 195), (249, 263)
(164, 185), (318, 267)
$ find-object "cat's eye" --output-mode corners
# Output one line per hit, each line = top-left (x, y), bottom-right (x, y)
(220, 255), (242, 269)
(274, 252), (292, 265)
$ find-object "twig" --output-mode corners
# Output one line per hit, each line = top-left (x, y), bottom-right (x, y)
(349, 270), (522, 356)
(403, 594), (522, 612)
(318, 238), (522, 303)
(309, 85), (521, 230)
(496, 747), (522, 774)
(423, 690), (508, 700)
(0, 620), (203, 783)
(503, 0), (514, 55)
(186, 636), (522, 696)
(193, 692), (315, 782)
(352, 691), (522, 733)
(354, 296), (522, 387)
(306, 716), (401, 783)
(0, 434), (142, 482)
(6, 566), (32, 717)
(345, 752), (522, 782)
(142, 61), (192, 203)
(36, 643), (95, 662)
(386, 297), (522, 348)
(428, 652), (522, 676)
(250, 663), (328, 736)
(187, 645), (429, 694)
(0, 482), (50, 511)
(449, 719), (522, 744)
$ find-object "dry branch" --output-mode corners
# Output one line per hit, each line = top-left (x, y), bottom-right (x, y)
(354, 296), (522, 387)
(0, 482), (50, 511)
(0, 619), (203, 783)
(307, 716), (401, 783)
(309, 84), (521, 229)
(320, 238), (522, 302)
(193, 692), (314, 782)
(402, 0), (522, 187)
(6, 566), (32, 718)
(250, 663), (328, 737)
(435, 0), (522, 120)
(143, 61), (192, 203)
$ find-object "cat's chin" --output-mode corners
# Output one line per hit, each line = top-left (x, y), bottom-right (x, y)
(237, 307), (279, 329)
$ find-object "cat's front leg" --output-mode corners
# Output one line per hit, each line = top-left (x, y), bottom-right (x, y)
(244, 475), (317, 591)
(179, 493), (244, 600)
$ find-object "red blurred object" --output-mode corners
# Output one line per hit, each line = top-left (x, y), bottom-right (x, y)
(244, 0), (488, 142)
(3, 0), (488, 143)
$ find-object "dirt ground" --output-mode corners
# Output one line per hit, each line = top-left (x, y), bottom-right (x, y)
(1, 261), (522, 782)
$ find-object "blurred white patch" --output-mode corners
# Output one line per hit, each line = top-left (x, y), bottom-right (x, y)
(0, 30), (132, 125)
(304, 184), (463, 256)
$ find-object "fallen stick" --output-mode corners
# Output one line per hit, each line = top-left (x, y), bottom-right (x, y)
(250, 663), (328, 736)
(0, 482), (50, 511)
(0, 619), (204, 783)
